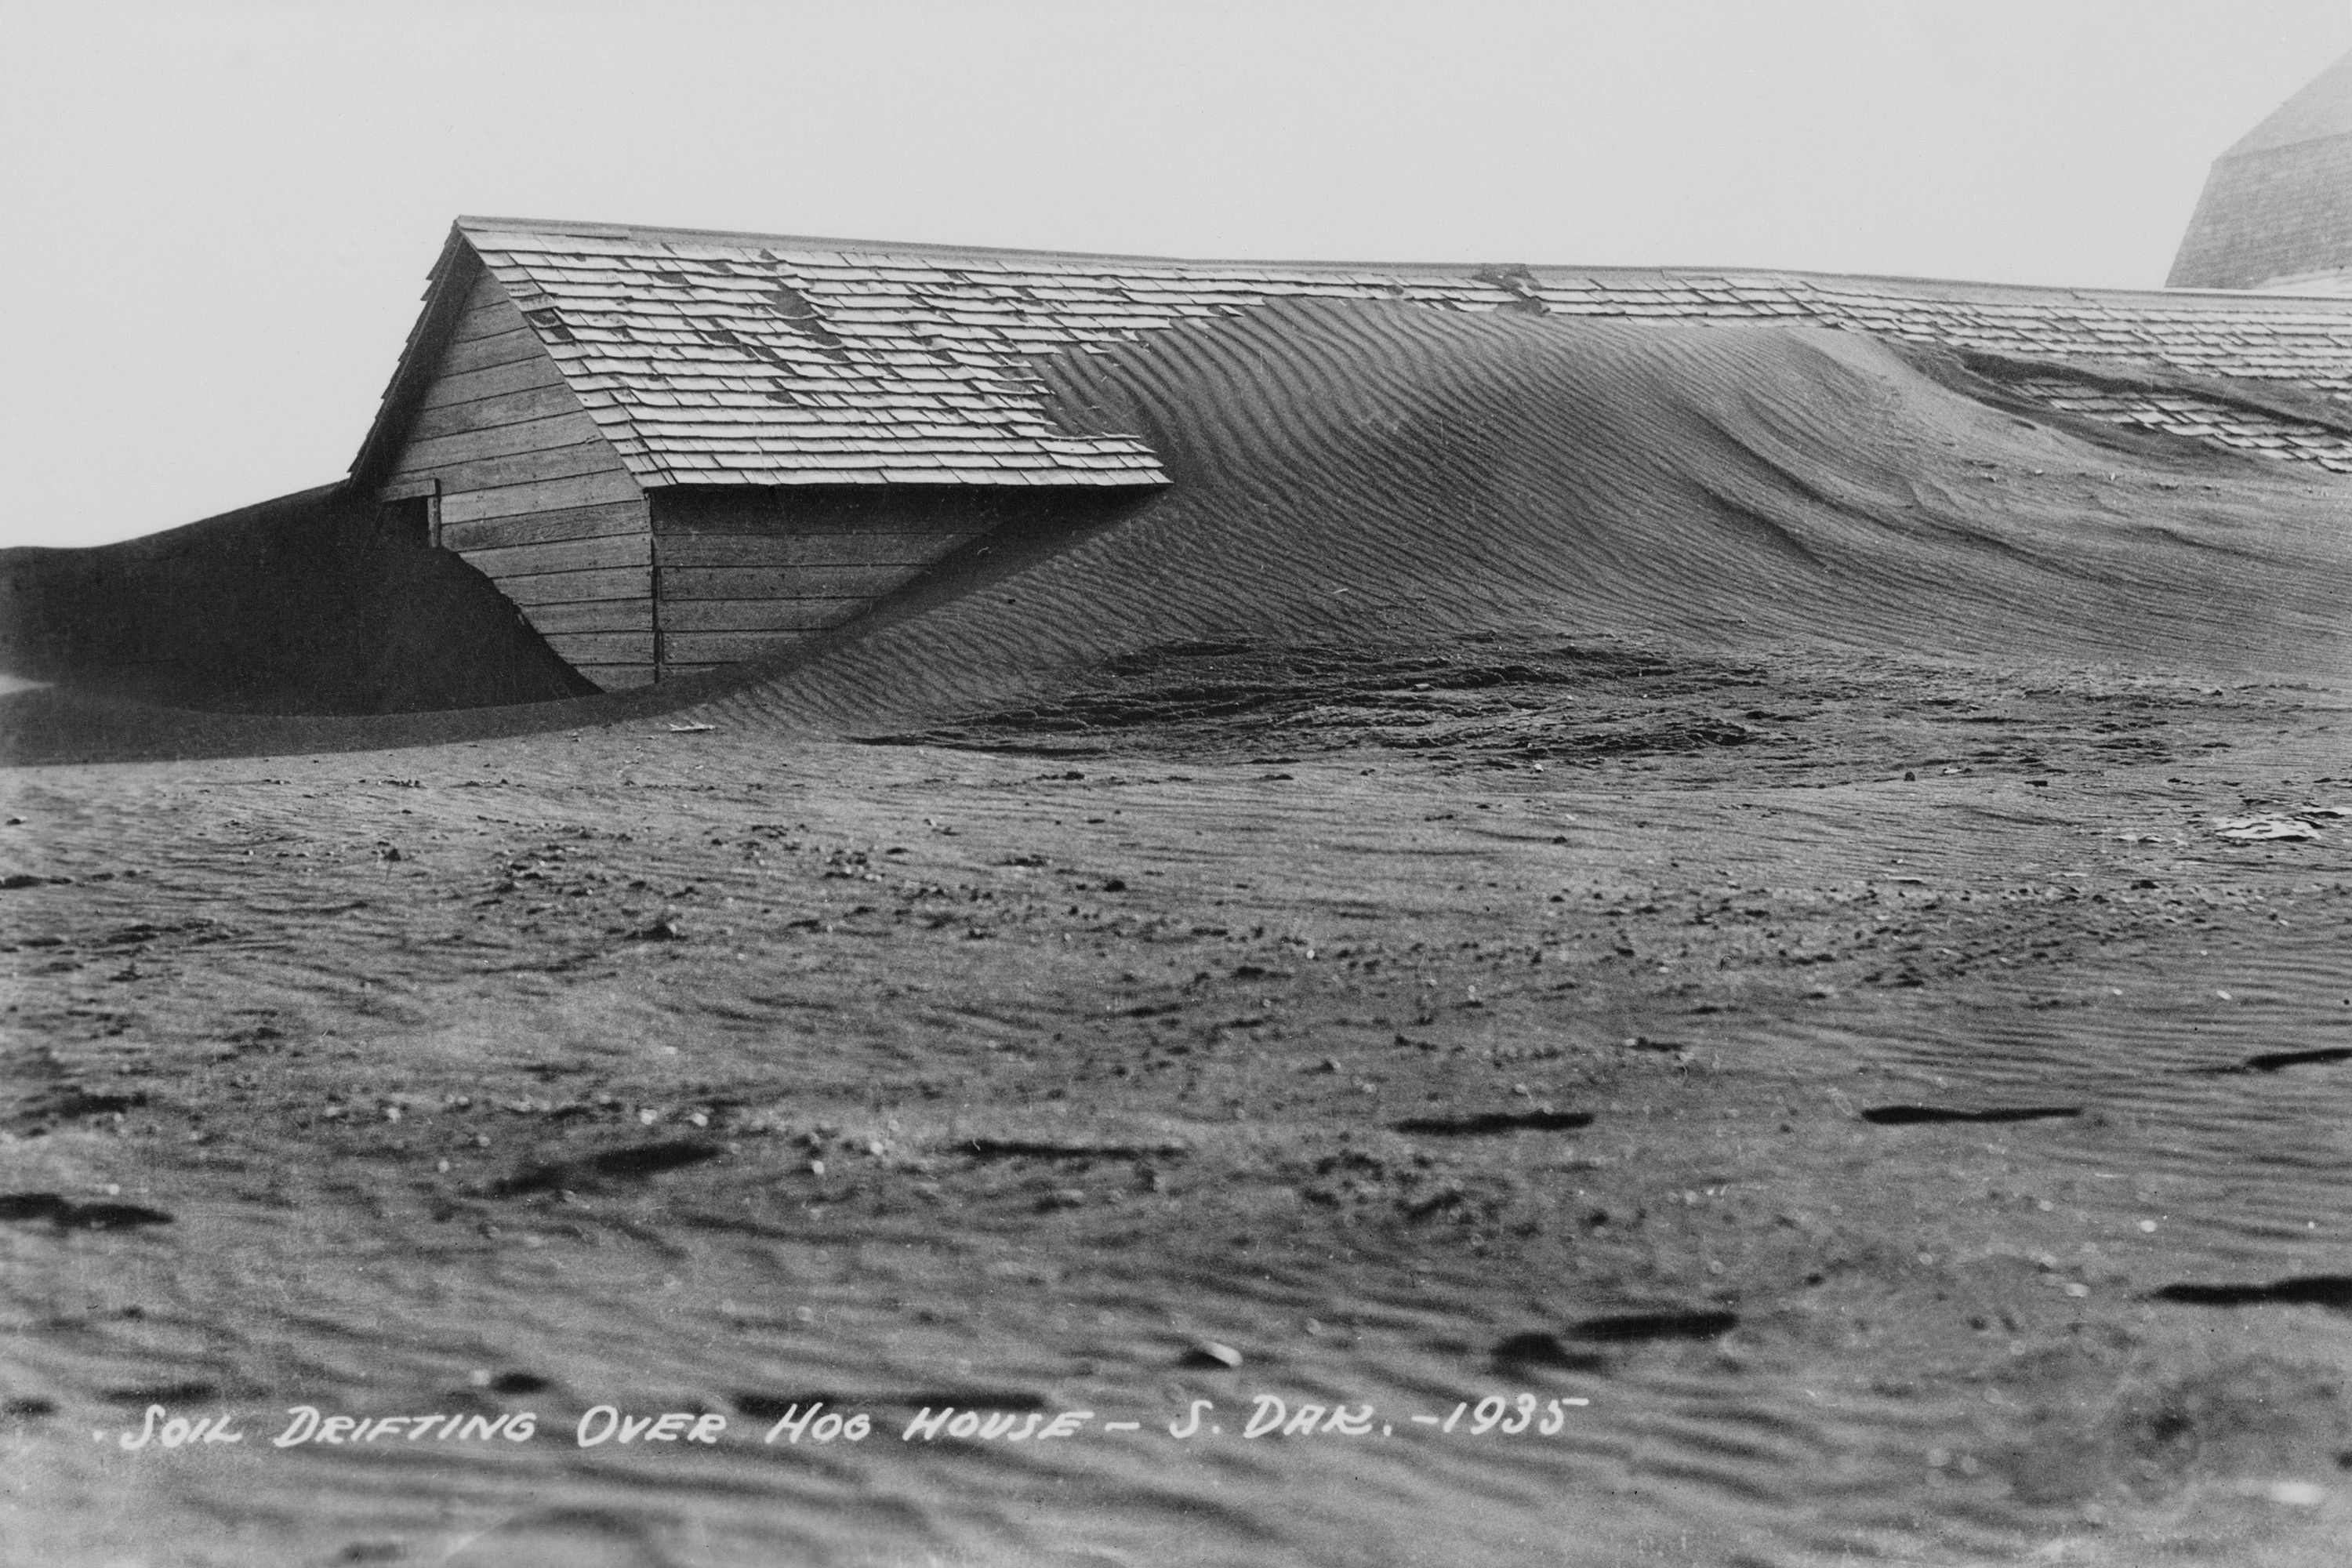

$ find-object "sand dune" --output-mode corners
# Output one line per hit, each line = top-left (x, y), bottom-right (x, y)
(735, 302), (2352, 738)
(13, 302), (2352, 1566)
(0, 483), (591, 745)
(13, 300), (2347, 768)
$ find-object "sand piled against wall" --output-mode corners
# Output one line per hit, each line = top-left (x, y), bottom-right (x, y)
(0, 483), (594, 717)
(714, 299), (2352, 735)
(7, 299), (2350, 765)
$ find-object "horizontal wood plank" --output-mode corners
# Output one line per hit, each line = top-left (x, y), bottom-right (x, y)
(409, 382), (585, 443)
(440, 499), (647, 553)
(652, 484), (1040, 535)
(435, 323), (543, 376)
(451, 290), (528, 342)
(448, 310), (524, 350)
(492, 566), (651, 606)
(460, 532), (651, 578)
(543, 631), (656, 665)
(660, 563), (922, 601)
(441, 469), (643, 524)
(517, 597), (655, 636)
(580, 663), (658, 691)
(420, 353), (565, 412)
(397, 408), (608, 473)
(657, 597), (863, 633)
(662, 630), (826, 665)
(657, 531), (978, 570)
(658, 494), (994, 535)
(399, 437), (627, 494)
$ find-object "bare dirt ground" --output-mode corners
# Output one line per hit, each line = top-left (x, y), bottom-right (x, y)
(9, 630), (2352, 1566)
(12, 304), (2352, 1564)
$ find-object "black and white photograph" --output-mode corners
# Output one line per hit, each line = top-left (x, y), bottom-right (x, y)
(9, 3), (2352, 1563)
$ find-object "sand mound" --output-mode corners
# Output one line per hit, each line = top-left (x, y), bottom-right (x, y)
(9, 300), (2350, 765)
(718, 300), (2352, 735)
(0, 483), (593, 716)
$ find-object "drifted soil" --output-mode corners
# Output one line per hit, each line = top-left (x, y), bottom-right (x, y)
(0, 485), (592, 719)
(8, 633), (2352, 1566)
(11, 302), (2352, 1564)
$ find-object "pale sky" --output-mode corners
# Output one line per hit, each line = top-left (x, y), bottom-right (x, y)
(2, 0), (2347, 550)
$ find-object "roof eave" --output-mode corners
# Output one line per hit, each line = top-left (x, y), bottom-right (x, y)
(347, 226), (488, 494)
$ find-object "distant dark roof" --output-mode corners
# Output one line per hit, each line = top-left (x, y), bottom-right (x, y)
(2225, 49), (2352, 156)
(2171, 50), (2352, 290)
(356, 216), (2352, 490)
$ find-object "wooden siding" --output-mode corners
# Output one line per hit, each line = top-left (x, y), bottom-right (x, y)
(648, 488), (999, 676)
(379, 270), (653, 690)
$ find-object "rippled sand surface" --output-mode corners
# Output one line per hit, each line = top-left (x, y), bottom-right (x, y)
(10, 646), (2352, 1566)
(9, 305), (2352, 1563)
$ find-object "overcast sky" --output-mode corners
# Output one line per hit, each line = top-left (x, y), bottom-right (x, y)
(2, 0), (2347, 550)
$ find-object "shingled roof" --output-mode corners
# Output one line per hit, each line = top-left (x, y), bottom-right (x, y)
(354, 216), (2352, 491)
(2170, 49), (2352, 292)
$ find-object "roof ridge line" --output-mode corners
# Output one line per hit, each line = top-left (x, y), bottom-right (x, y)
(455, 215), (2352, 308)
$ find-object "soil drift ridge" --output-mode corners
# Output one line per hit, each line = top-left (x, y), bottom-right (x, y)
(0, 484), (591, 716)
(710, 299), (2352, 737)
(7, 299), (2351, 763)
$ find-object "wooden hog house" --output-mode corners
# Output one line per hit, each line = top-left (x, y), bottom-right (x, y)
(351, 218), (1175, 689)
(358, 218), (2352, 689)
